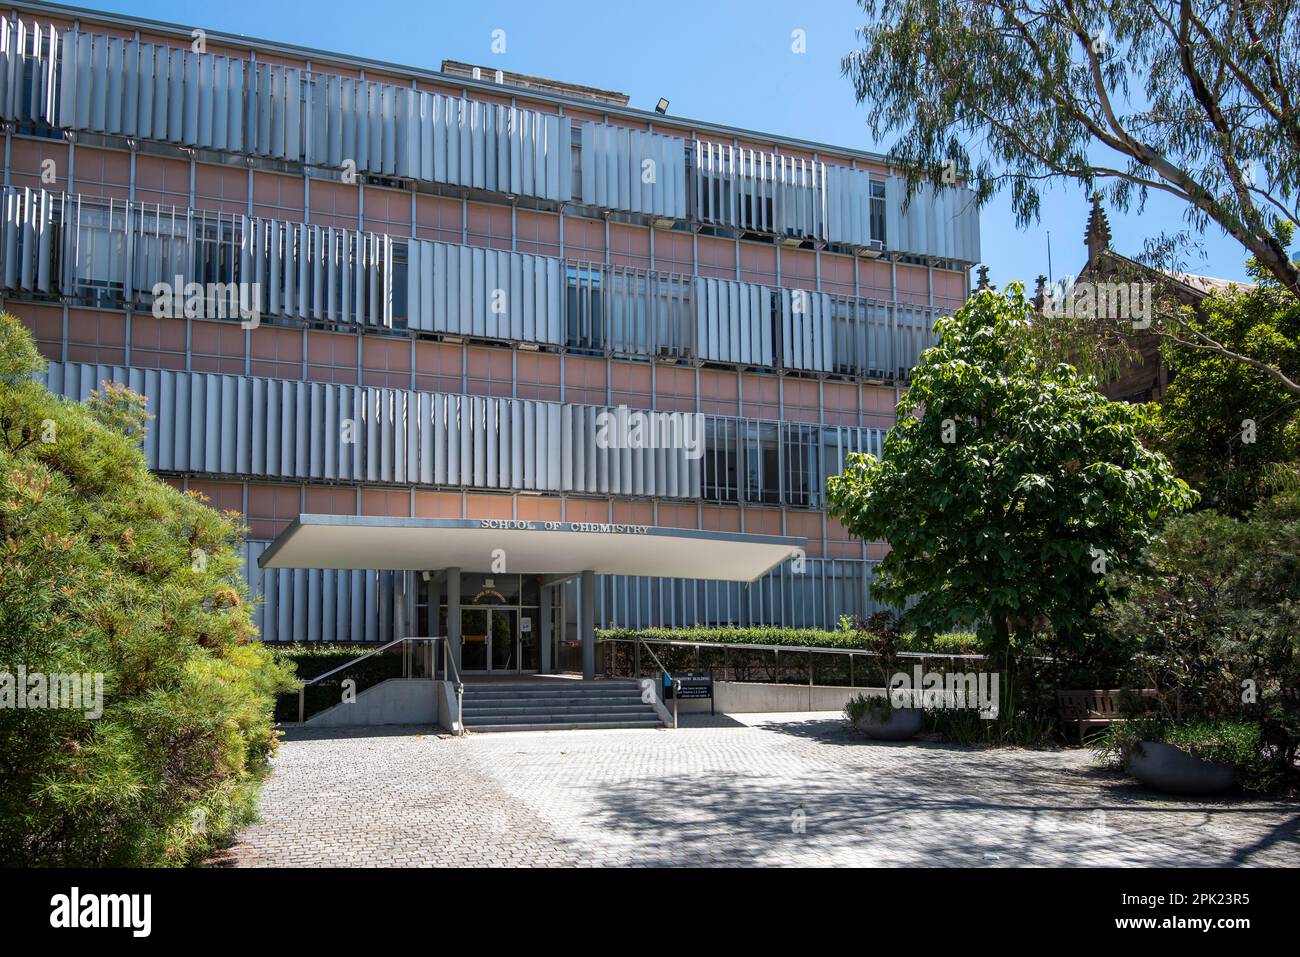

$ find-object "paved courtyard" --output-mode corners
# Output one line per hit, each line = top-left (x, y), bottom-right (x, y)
(226, 713), (1300, 867)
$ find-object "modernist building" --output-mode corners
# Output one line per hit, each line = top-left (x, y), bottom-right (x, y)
(0, 2), (980, 676)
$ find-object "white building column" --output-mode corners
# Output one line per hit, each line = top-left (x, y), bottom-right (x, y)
(446, 567), (462, 672)
(540, 583), (553, 674)
(580, 569), (596, 680)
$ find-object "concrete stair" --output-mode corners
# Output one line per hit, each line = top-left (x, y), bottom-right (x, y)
(460, 679), (662, 733)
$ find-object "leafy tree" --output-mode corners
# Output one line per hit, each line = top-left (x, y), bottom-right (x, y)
(844, 0), (1300, 390)
(1101, 491), (1300, 779)
(0, 313), (296, 866)
(1155, 262), (1300, 513)
(826, 285), (1197, 664)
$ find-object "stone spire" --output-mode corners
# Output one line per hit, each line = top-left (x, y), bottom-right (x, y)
(1085, 193), (1112, 261)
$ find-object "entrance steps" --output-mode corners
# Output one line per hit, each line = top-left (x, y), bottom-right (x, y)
(460, 679), (662, 732)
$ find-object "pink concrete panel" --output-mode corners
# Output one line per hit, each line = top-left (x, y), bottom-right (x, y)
(740, 373), (779, 420)
(516, 496), (564, 522)
(189, 479), (245, 515)
(514, 352), (562, 403)
(466, 202), (512, 251)
(9, 137), (69, 192)
(781, 247), (816, 287)
(861, 260), (893, 299)
(189, 318), (246, 375)
(563, 216), (604, 262)
(133, 154), (190, 208)
(821, 252), (855, 296)
(612, 502), (654, 526)
(514, 209), (561, 257)
(741, 508), (782, 536)
(700, 505), (741, 533)
(306, 485), (359, 515)
(933, 267), (968, 309)
(129, 314), (187, 370)
(252, 171), (305, 219)
(305, 330), (358, 383)
(362, 488), (413, 517)
(652, 366), (697, 413)
(414, 193), (462, 234)
(563, 356), (607, 406)
(7, 302), (64, 356)
(785, 511), (822, 556)
(247, 482), (303, 538)
(414, 491), (463, 518)
(414, 341), (463, 393)
(698, 370), (739, 418)
(655, 503), (698, 530)
(653, 229), (693, 274)
(71, 146), (130, 200)
(610, 361), (652, 408)
(896, 264), (930, 304)
(739, 241), (777, 286)
(310, 179), (360, 228)
(361, 337), (412, 388)
(66, 310), (126, 366)
(609, 223), (651, 269)
(696, 235), (735, 280)
(249, 326), (304, 380)
(565, 498), (612, 523)
(194, 162), (250, 216)
(363, 184), (412, 234)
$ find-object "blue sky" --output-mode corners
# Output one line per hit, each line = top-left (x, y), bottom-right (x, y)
(95, 0), (1256, 287)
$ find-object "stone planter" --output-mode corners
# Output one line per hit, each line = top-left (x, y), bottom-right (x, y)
(857, 706), (924, 741)
(1128, 740), (1236, 796)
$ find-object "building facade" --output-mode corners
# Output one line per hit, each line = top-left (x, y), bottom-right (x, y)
(0, 2), (980, 669)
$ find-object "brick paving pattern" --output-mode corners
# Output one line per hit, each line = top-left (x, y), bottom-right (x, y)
(227, 714), (1300, 867)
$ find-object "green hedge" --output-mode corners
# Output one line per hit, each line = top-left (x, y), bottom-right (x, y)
(596, 626), (981, 655)
(597, 627), (982, 687)
(272, 645), (403, 722)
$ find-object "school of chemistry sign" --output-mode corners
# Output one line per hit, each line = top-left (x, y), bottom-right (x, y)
(478, 519), (651, 535)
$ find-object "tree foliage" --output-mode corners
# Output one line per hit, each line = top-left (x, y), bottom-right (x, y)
(826, 285), (1197, 660)
(1155, 263), (1300, 513)
(844, 0), (1300, 296)
(0, 314), (296, 866)
(1100, 491), (1300, 776)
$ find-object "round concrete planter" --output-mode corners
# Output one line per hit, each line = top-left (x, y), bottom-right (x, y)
(1128, 740), (1236, 796)
(857, 707), (924, 741)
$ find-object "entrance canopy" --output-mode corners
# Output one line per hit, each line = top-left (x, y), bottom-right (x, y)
(258, 515), (805, 582)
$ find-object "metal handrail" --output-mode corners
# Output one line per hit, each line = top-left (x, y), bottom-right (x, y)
(600, 635), (990, 661)
(440, 637), (465, 736)
(295, 636), (448, 724)
(627, 633), (680, 729)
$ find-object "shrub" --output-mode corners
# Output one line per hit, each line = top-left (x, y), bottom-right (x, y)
(844, 692), (891, 726)
(1093, 718), (1283, 793)
(0, 314), (297, 866)
(271, 644), (403, 721)
(597, 625), (979, 654)
(1100, 491), (1300, 785)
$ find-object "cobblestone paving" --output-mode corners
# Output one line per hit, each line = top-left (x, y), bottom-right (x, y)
(228, 714), (1300, 867)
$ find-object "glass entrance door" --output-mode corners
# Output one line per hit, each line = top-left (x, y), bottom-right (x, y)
(462, 608), (489, 671)
(490, 609), (517, 672)
(518, 608), (540, 672)
(459, 606), (538, 673)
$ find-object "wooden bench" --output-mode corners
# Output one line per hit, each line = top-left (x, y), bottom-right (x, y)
(1057, 689), (1157, 743)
